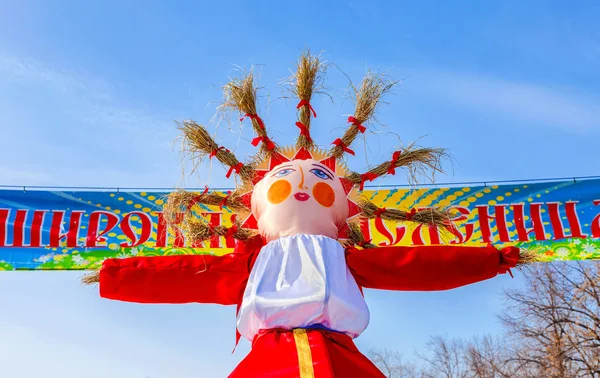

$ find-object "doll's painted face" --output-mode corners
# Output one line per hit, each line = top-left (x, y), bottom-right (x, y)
(251, 159), (349, 241)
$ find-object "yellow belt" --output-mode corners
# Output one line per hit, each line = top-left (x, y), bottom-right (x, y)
(293, 329), (315, 378)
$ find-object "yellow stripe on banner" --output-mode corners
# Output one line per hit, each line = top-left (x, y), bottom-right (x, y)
(293, 329), (315, 378)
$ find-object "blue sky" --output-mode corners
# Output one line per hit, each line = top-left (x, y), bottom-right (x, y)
(0, 0), (599, 377)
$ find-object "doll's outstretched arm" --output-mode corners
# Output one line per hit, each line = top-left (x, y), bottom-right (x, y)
(94, 236), (264, 305)
(98, 253), (254, 305)
(346, 244), (519, 291)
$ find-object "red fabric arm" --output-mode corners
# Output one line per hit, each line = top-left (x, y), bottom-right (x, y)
(99, 253), (254, 305)
(346, 245), (519, 291)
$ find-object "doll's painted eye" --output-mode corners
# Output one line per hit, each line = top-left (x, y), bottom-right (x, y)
(274, 168), (294, 178)
(309, 168), (331, 180)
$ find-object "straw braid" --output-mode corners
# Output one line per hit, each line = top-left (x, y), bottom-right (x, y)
(222, 73), (278, 157)
(177, 120), (255, 183)
(330, 72), (397, 158)
(359, 200), (453, 229)
(346, 145), (446, 190)
(163, 189), (250, 226)
(291, 51), (325, 150)
(347, 221), (376, 249)
(183, 218), (256, 244)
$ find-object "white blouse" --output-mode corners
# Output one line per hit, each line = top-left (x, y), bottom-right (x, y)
(236, 234), (370, 341)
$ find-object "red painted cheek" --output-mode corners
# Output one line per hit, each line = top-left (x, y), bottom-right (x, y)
(267, 180), (292, 204)
(313, 182), (335, 208)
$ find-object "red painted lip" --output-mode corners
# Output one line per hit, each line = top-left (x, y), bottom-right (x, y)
(294, 192), (310, 201)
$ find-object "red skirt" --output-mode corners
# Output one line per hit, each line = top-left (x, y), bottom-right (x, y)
(229, 328), (385, 378)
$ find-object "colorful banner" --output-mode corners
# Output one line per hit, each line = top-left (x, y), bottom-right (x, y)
(1, 178), (599, 270)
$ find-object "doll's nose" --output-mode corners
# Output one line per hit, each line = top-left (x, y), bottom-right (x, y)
(297, 166), (308, 190)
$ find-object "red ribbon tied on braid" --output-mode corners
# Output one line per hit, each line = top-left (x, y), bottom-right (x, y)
(359, 172), (378, 190)
(347, 116), (366, 133)
(331, 138), (355, 156)
(387, 151), (402, 175)
(210, 146), (229, 159)
(373, 207), (387, 218)
(219, 191), (232, 209)
(226, 162), (243, 179)
(405, 208), (417, 221)
(251, 136), (275, 151)
(295, 122), (312, 143)
(357, 239), (372, 248)
(240, 113), (265, 129)
(498, 246), (520, 278)
(186, 186), (210, 211)
(297, 100), (317, 118)
(225, 224), (238, 239)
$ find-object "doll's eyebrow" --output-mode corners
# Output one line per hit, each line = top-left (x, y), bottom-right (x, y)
(270, 165), (294, 176)
(311, 164), (334, 179)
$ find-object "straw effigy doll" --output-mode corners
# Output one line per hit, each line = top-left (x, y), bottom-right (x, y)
(84, 52), (528, 377)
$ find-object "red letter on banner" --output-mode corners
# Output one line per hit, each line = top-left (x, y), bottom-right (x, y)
(155, 212), (169, 247)
(120, 212), (153, 247)
(591, 200), (600, 238)
(411, 223), (440, 245)
(0, 209), (9, 247)
(10, 210), (48, 247)
(512, 203), (547, 242)
(475, 204), (511, 243)
(447, 206), (474, 244)
(86, 211), (120, 247)
(376, 217), (406, 246)
(160, 212), (186, 248)
(547, 201), (587, 240)
(11, 209), (29, 247)
(30, 210), (47, 247)
(49, 211), (85, 247)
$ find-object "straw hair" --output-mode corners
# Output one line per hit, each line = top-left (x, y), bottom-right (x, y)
(347, 221), (376, 249)
(177, 120), (255, 183)
(331, 72), (397, 158)
(162, 189), (251, 230)
(289, 50), (326, 150)
(517, 247), (550, 266)
(183, 218), (257, 244)
(164, 52), (455, 252)
(221, 72), (278, 157)
(81, 269), (99, 285)
(346, 145), (446, 186)
(359, 200), (453, 229)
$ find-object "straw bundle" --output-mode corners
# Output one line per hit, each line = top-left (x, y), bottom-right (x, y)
(346, 145), (446, 187)
(221, 73), (278, 158)
(331, 72), (397, 158)
(81, 269), (99, 285)
(516, 247), (550, 266)
(177, 120), (255, 183)
(289, 51), (326, 150)
(164, 189), (249, 218)
(183, 218), (256, 244)
(346, 221), (376, 249)
(359, 200), (453, 229)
